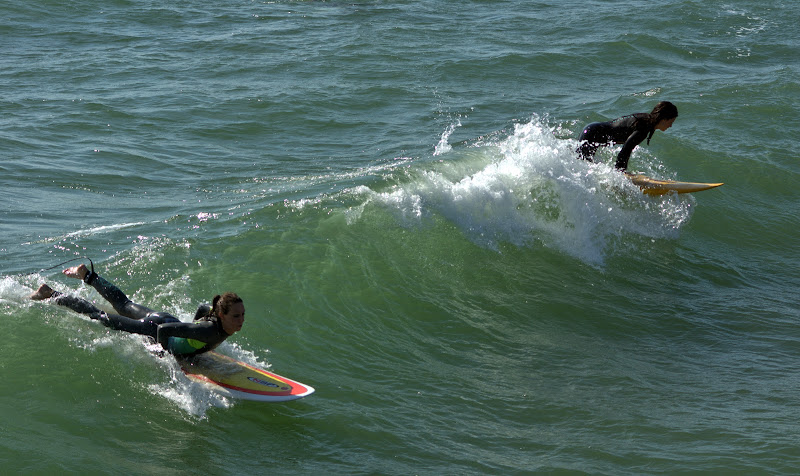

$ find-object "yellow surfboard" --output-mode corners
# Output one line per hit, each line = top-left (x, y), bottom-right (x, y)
(626, 173), (724, 196)
(179, 351), (315, 402)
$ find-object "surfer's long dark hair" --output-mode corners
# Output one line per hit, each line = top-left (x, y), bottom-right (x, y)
(644, 101), (678, 144)
(212, 292), (243, 317)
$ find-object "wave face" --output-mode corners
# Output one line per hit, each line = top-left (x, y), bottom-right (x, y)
(2, 0), (799, 473)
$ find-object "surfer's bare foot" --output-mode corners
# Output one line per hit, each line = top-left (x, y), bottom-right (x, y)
(63, 264), (89, 281)
(30, 284), (55, 301)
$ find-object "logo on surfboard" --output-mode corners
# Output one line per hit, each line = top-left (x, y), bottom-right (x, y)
(248, 376), (289, 390)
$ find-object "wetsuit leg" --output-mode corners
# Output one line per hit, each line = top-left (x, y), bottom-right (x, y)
(97, 312), (179, 339)
(577, 141), (599, 161)
(89, 275), (156, 320)
(52, 293), (105, 319)
(52, 292), (178, 339)
(576, 122), (609, 162)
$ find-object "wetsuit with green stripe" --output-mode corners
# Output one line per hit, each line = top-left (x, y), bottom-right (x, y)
(50, 272), (230, 356)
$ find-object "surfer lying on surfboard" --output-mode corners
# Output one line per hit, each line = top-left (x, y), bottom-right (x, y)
(30, 264), (245, 356)
(576, 101), (678, 171)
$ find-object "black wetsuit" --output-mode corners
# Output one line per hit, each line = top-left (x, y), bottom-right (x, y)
(577, 113), (655, 171)
(51, 273), (229, 356)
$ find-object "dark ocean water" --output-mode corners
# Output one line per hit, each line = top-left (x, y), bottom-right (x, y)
(2, 0), (799, 473)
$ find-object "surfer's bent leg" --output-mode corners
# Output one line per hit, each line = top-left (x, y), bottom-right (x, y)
(576, 122), (609, 162)
(85, 273), (157, 320)
(577, 142), (599, 162)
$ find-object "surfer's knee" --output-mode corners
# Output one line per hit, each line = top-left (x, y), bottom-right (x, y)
(94, 311), (112, 326)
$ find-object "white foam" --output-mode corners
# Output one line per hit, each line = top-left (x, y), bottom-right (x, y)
(362, 117), (693, 266)
(63, 222), (147, 238)
(0, 275), (35, 302)
(148, 357), (233, 419)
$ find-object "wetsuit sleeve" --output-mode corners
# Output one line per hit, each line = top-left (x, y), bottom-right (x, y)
(615, 129), (648, 170)
(155, 320), (226, 352)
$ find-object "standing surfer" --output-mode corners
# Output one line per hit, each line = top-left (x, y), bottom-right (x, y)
(30, 264), (245, 356)
(576, 101), (678, 171)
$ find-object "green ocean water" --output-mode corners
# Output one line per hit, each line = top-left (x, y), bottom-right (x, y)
(2, 0), (799, 473)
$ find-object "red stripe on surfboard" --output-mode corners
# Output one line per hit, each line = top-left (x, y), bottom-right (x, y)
(181, 367), (311, 396)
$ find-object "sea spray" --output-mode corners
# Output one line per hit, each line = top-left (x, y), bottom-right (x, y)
(356, 117), (693, 265)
